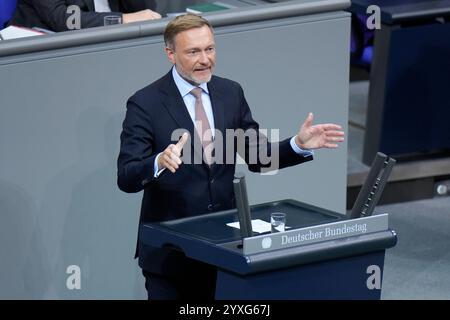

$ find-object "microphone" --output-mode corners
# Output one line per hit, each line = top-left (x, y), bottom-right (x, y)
(233, 172), (253, 238)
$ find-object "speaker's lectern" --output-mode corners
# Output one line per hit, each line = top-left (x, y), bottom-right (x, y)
(139, 199), (397, 299)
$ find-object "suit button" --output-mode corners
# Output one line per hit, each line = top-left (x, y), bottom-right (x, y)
(207, 204), (213, 211)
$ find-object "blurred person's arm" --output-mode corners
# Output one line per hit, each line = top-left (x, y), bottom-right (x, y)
(119, 0), (157, 13)
(31, 0), (160, 32)
(122, 10), (161, 24)
(120, 0), (161, 23)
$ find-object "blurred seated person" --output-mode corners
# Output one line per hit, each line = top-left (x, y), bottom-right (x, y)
(10, 0), (161, 32)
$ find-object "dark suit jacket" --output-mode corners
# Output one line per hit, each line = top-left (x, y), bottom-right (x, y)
(117, 70), (313, 275)
(10, 0), (156, 32)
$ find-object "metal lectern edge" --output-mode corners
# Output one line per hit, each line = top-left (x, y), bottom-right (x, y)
(244, 229), (397, 274)
(140, 223), (397, 275)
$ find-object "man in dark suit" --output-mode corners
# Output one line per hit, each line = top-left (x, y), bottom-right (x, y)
(10, 0), (160, 32)
(117, 14), (345, 299)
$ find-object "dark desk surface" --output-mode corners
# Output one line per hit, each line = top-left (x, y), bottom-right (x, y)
(159, 199), (342, 244)
(349, 0), (450, 24)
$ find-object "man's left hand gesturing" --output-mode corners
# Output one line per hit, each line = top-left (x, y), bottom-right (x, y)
(295, 112), (345, 150)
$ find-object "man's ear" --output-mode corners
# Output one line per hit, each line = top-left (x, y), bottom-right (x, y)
(165, 46), (176, 64)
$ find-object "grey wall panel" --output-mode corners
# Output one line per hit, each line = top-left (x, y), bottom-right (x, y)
(0, 12), (349, 298)
(215, 15), (350, 211)
(0, 45), (167, 299)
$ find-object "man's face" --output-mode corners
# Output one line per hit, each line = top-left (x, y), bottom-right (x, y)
(166, 26), (216, 86)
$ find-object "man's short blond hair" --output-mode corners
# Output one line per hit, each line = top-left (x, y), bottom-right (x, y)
(164, 14), (213, 49)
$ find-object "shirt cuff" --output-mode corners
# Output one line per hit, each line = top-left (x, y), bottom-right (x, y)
(154, 153), (166, 178)
(290, 136), (314, 157)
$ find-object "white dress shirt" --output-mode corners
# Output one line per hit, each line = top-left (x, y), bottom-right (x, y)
(94, 0), (112, 12)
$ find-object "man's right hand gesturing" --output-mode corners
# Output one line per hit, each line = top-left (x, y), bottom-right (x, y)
(157, 133), (189, 173)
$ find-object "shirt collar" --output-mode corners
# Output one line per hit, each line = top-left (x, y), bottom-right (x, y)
(172, 66), (209, 98)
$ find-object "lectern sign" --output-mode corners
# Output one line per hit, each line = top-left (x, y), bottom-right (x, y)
(243, 214), (389, 255)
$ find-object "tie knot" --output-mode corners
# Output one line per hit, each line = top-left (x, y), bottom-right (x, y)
(191, 87), (202, 99)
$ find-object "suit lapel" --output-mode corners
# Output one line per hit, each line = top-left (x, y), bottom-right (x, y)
(159, 73), (226, 171)
(85, 0), (95, 11)
(159, 72), (204, 164)
(88, 0), (119, 11)
(208, 78), (226, 172)
(208, 78), (226, 143)
(108, 0), (120, 12)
